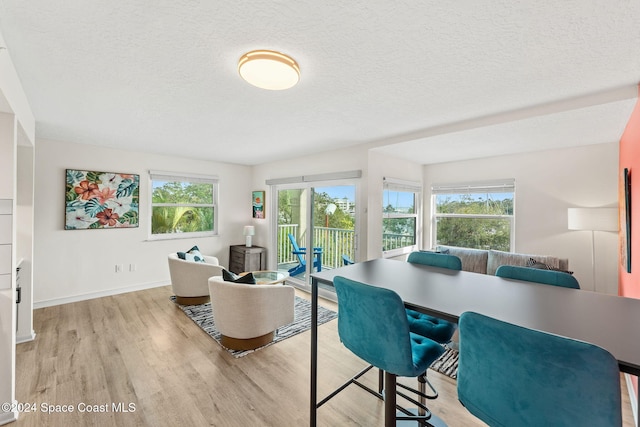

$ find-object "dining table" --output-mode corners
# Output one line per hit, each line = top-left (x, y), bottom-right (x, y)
(309, 258), (640, 427)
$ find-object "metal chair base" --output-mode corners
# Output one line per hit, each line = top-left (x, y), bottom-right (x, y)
(317, 365), (441, 426)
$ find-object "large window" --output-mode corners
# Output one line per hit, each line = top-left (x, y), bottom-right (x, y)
(383, 178), (421, 255)
(149, 171), (218, 239)
(432, 179), (515, 251)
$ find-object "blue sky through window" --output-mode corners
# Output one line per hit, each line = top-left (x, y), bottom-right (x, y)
(317, 186), (355, 202)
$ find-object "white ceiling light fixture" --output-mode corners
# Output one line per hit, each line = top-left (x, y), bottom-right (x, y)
(238, 50), (300, 90)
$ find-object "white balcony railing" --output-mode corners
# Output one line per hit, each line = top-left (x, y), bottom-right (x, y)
(278, 224), (355, 270)
(278, 224), (413, 270)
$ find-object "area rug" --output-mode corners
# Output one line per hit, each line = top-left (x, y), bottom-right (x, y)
(170, 295), (338, 358)
(429, 346), (458, 379)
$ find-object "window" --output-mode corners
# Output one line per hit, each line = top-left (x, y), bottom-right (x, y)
(149, 171), (218, 239)
(383, 178), (421, 255)
(432, 179), (515, 251)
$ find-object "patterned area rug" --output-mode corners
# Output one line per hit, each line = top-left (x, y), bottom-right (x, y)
(430, 346), (458, 379)
(170, 295), (338, 358)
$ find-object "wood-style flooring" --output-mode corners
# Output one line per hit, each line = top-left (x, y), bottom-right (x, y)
(13, 285), (636, 426)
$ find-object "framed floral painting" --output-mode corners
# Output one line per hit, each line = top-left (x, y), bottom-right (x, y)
(65, 169), (140, 230)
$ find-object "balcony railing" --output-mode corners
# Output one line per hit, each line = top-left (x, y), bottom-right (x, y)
(278, 224), (414, 270)
(277, 224), (355, 270)
(382, 233), (416, 252)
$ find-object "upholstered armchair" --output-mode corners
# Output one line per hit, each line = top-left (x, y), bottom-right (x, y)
(208, 276), (295, 351)
(168, 253), (225, 305)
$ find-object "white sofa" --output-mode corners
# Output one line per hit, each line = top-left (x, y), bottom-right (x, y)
(168, 253), (225, 305)
(208, 276), (295, 351)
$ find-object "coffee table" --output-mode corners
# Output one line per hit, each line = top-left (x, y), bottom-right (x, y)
(241, 270), (289, 284)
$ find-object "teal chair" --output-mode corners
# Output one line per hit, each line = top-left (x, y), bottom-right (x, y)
(410, 251), (463, 270)
(329, 276), (445, 425)
(405, 251), (461, 406)
(458, 312), (622, 427)
(406, 251), (461, 343)
(495, 265), (580, 289)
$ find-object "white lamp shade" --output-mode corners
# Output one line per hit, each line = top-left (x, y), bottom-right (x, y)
(567, 208), (618, 231)
(243, 225), (256, 236)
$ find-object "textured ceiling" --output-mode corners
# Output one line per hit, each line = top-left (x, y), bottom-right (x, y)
(0, 1), (638, 165)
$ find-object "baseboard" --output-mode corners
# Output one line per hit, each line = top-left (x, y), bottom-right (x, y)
(16, 330), (36, 344)
(34, 281), (169, 309)
(0, 406), (18, 425)
(625, 373), (638, 426)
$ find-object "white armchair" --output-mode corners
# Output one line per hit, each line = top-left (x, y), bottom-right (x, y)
(208, 276), (295, 351)
(168, 253), (225, 305)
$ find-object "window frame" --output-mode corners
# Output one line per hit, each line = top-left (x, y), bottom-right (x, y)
(431, 179), (515, 251)
(148, 170), (219, 240)
(382, 177), (422, 258)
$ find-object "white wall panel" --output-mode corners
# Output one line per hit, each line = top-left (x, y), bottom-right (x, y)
(0, 215), (11, 244)
(0, 245), (10, 275)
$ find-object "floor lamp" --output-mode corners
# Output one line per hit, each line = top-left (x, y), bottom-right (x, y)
(567, 208), (618, 292)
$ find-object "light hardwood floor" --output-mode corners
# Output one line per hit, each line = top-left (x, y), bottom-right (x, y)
(13, 285), (635, 426)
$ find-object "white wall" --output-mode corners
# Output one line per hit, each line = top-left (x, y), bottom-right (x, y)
(0, 112), (17, 426)
(423, 142), (619, 294)
(33, 139), (252, 306)
(16, 142), (35, 342)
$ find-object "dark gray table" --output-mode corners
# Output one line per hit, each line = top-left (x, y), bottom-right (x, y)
(310, 258), (640, 427)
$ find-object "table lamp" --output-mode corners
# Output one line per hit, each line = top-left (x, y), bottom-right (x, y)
(243, 225), (255, 247)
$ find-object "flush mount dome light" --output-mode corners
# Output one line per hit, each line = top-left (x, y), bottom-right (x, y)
(238, 50), (300, 90)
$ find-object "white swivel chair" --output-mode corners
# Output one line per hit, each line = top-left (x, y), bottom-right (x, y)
(168, 253), (225, 305)
(208, 276), (295, 351)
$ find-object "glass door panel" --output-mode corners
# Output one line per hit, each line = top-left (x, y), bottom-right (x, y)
(277, 187), (311, 282)
(313, 185), (356, 271)
(275, 183), (356, 287)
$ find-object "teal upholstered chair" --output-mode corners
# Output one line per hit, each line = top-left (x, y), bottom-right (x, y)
(405, 251), (461, 406)
(410, 251), (463, 270)
(458, 312), (622, 427)
(406, 251), (461, 343)
(331, 276), (445, 424)
(495, 265), (580, 289)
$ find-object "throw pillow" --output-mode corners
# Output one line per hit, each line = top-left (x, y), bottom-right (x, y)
(527, 258), (574, 275)
(222, 269), (256, 284)
(177, 245), (205, 262)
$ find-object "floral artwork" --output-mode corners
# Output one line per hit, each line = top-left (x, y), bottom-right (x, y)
(65, 169), (140, 229)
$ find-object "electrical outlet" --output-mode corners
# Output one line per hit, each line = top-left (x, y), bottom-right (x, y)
(129, 264), (136, 272)
(115, 264), (123, 273)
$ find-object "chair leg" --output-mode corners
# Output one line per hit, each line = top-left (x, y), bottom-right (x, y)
(417, 370), (439, 417)
(378, 368), (384, 393)
(384, 371), (396, 427)
(419, 373), (426, 416)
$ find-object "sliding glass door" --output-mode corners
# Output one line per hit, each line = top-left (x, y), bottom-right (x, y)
(274, 182), (357, 289)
